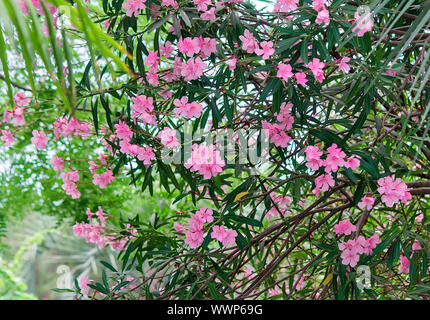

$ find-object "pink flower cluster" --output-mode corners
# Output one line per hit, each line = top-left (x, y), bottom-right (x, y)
(262, 103), (294, 148)
(211, 225), (238, 247)
(180, 207), (214, 249)
(0, 130), (14, 147)
(267, 194), (292, 220)
(338, 232), (381, 267)
(52, 117), (93, 140)
(112, 119), (156, 168)
(122, 0), (146, 17)
(185, 144), (225, 179)
(352, 11), (373, 37)
(173, 97), (203, 119)
(239, 30), (274, 60)
(73, 207), (137, 250)
(313, 0), (330, 25)
(305, 143), (360, 195)
(61, 169), (81, 199)
(377, 176), (411, 207)
(273, 0), (299, 13)
(306, 58), (325, 83)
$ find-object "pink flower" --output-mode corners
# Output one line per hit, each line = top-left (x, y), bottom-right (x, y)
(13, 92), (31, 106)
(201, 7), (216, 21)
(416, 213), (423, 223)
(51, 155), (64, 172)
(31, 130), (48, 150)
(344, 155), (360, 170)
(174, 222), (186, 233)
(338, 57), (351, 74)
(198, 37), (217, 58)
(79, 276), (90, 295)
(144, 50), (160, 68)
(160, 41), (174, 57)
(312, 0), (326, 12)
(61, 170), (81, 199)
(123, 0), (146, 17)
(0, 130), (14, 147)
(315, 173), (335, 192)
(377, 175), (412, 207)
(306, 58), (325, 83)
(341, 248), (360, 267)
(277, 63), (293, 81)
(358, 196), (375, 211)
(196, 207), (214, 223)
(185, 229), (204, 249)
(295, 72), (308, 86)
(367, 234), (381, 249)
(225, 57), (237, 71)
(323, 143), (346, 173)
(305, 145), (323, 170)
(315, 8), (330, 25)
(173, 97), (203, 118)
(185, 144), (225, 179)
(158, 127), (179, 148)
(178, 37), (200, 57)
(412, 241), (422, 251)
(181, 57), (207, 81)
(352, 11), (373, 37)
(211, 225), (237, 246)
(239, 29), (258, 54)
(255, 41), (275, 60)
(92, 170), (115, 189)
(399, 254), (410, 274)
(114, 120), (133, 141)
(334, 219), (357, 235)
(274, 0), (299, 13)
(12, 107), (25, 126)
(137, 146), (155, 167)
(268, 287), (280, 297)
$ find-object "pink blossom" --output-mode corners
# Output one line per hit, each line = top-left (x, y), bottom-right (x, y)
(160, 41), (174, 57)
(352, 11), (373, 37)
(0, 130), (14, 147)
(115, 120), (133, 141)
(341, 248), (360, 267)
(185, 229), (204, 249)
(277, 63), (293, 81)
(92, 170), (115, 189)
(305, 145), (323, 170)
(158, 127), (179, 148)
(225, 58), (237, 71)
(12, 107), (25, 126)
(358, 196), (375, 211)
(295, 72), (308, 86)
(344, 155), (360, 170)
(399, 254), (410, 274)
(211, 225), (237, 246)
(334, 219), (357, 235)
(173, 97), (203, 118)
(315, 8), (330, 25)
(178, 37), (200, 57)
(123, 0), (146, 17)
(51, 155), (64, 172)
(196, 207), (214, 223)
(185, 144), (225, 179)
(306, 58), (325, 83)
(412, 241), (422, 251)
(198, 37), (217, 58)
(239, 29), (258, 54)
(79, 276), (90, 295)
(174, 222), (186, 233)
(255, 41), (275, 60)
(201, 7), (216, 21)
(323, 143), (346, 173)
(315, 173), (335, 192)
(144, 50), (160, 68)
(312, 0), (326, 12)
(181, 57), (207, 81)
(13, 92), (31, 106)
(338, 57), (351, 74)
(377, 175), (412, 207)
(31, 130), (48, 150)
(274, 0), (299, 13)
(137, 146), (155, 167)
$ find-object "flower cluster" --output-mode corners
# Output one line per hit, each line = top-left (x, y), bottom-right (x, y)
(73, 206), (137, 250)
(184, 144), (225, 179)
(377, 176), (411, 207)
(262, 103), (294, 148)
(338, 233), (381, 267)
